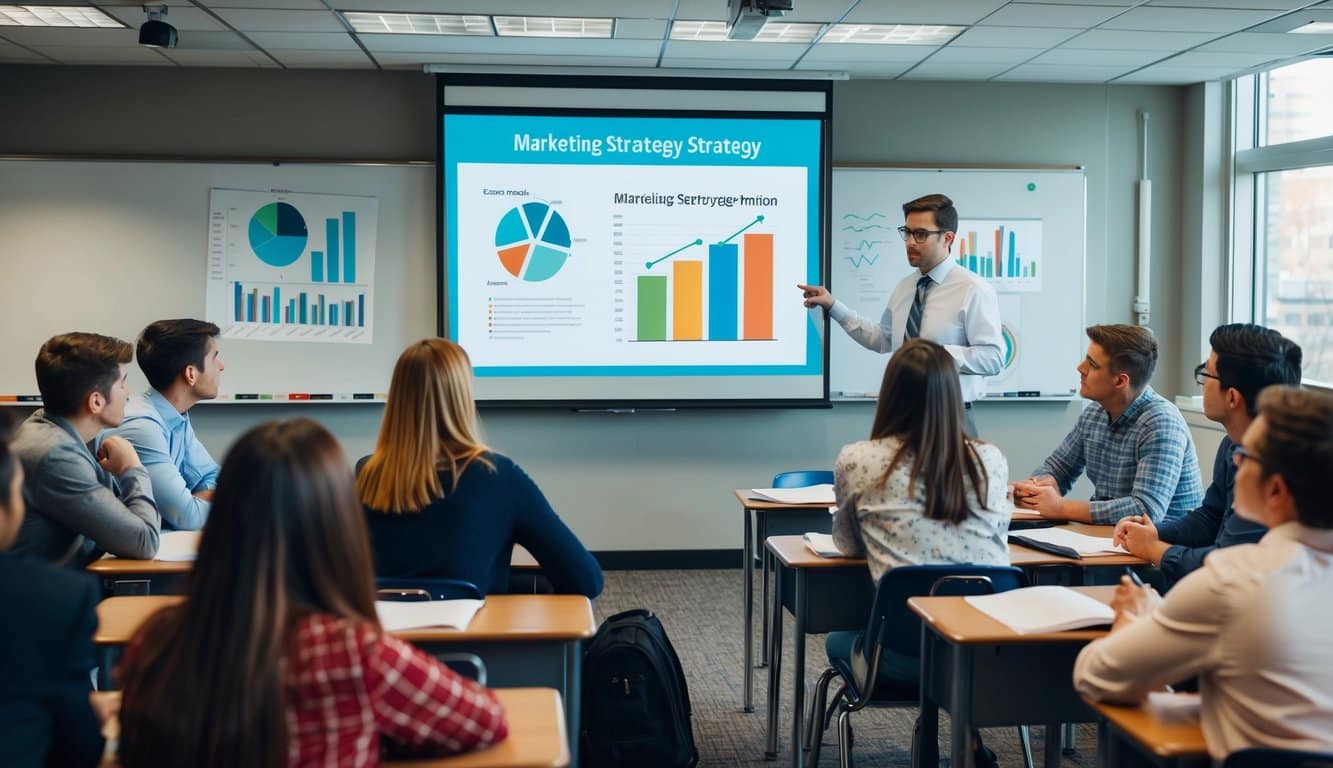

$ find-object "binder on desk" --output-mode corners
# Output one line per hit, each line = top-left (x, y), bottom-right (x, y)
(1009, 534), (1081, 559)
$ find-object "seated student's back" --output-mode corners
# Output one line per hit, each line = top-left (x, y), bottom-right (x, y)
(358, 339), (602, 598)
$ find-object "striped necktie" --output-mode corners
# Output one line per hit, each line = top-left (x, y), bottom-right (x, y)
(905, 275), (932, 340)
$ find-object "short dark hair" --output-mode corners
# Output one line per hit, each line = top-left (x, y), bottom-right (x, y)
(1256, 386), (1332, 528)
(1086, 324), (1158, 390)
(136, 319), (220, 392)
(35, 333), (134, 417)
(1209, 324), (1302, 416)
(902, 193), (958, 233)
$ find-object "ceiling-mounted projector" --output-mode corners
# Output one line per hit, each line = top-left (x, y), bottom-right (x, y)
(139, 5), (178, 49)
(726, 0), (793, 40)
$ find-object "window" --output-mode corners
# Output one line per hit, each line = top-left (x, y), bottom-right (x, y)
(1234, 59), (1333, 387)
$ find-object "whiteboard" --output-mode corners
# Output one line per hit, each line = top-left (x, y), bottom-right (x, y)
(829, 167), (1085, 400)
(0, 160), (434, 399)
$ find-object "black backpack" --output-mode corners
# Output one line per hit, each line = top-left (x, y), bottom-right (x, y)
(581, 608), (699, 768)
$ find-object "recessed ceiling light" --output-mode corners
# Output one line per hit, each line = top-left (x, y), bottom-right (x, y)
(670, 19), (823, 42)
(822, 23), (963, 45)
(1289, 21), (1333, 34)
(493, 16), (613, 38)
(343, 12), (493, 36)
(0, 5), (122, 28)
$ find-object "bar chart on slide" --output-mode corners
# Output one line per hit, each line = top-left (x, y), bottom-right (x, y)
(206, 188), (379, 343)
(953, 218), (1043, 292)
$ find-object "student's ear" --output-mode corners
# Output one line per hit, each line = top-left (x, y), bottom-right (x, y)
(1112, 371), (1132, 391)
(1226, 388), (1245, 413)
(182, 365), (199, 387)
(85, 389), (106, 417)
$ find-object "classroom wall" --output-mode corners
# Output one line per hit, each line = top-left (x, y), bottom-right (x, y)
(0, 66), (1197, 551)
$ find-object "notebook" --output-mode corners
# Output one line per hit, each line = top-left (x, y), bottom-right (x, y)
(375, 599), (485, 632)
(965, 585), (1114, 634)
(748, 484), (835, 505)
(1008, 527), (1129, 559)
(803, 532), (850, 558)
(154, 530), (202, 562)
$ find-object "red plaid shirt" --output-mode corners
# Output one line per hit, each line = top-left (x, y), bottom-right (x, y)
(283, 614), (508, 767)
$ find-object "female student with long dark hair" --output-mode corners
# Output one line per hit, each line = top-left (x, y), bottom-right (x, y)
(357, 339), (602, 597)
(116, 419), (507, 768)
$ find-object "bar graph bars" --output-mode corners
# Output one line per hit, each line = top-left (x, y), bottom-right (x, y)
(634, 228), (776, 342)
(954, 220), (1041, 282)
(233, 281), (366, 328)
(310, 212), (358, 284)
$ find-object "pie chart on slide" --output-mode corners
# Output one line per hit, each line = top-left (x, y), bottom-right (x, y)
(248, 202), (308, 268)
(494, 202), (571, 282)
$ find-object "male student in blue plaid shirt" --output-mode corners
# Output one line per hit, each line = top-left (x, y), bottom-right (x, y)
(1012, 324), (1202, 524)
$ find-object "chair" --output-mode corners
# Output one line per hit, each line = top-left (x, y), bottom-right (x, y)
(805, 565), (1031, 768)
(1223, 748), (1333, 768)
(760, 471), (836, 666)
(375, 577), (483, 601)
(434, 652), (488, 686)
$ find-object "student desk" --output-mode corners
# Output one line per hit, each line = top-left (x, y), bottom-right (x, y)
(99, 687), (569, 768)
(907, 585), (1116, 768)
(734, 489), (834, 713)
(93, 594), (593, 763)
(1089, 699), (1209, 768)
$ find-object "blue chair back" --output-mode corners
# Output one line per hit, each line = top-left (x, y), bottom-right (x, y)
(771, 470), (834, 488)
(375, 577), (483, 601)
(1223, 749), (1333, 768)
(869, 564), (1026, 658)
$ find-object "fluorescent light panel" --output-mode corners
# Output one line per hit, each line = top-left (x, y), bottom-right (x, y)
(493, 16), (612, 38)
(0, 4), (122, 27)
(670, 19), (824, 42)
(822, 23), (963, 45)
(1289, 21), (1333, 34)
(343, 12), (492, 35)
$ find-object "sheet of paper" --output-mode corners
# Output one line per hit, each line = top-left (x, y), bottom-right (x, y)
(966, 585), (1114, 634)
(803, 532), (850, 558)
(1010, 526), (1128, 556)
(375, 599), (485, 633)
(748, 484), (835, 505)
(154, 530), (202, 562)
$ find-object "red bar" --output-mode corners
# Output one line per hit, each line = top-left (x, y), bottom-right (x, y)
(288, 393), (310, 400)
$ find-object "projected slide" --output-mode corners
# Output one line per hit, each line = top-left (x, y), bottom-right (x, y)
(444, 113), (821, 378)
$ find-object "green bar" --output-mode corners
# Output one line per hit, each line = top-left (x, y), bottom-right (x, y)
(637, 275), (667, 341)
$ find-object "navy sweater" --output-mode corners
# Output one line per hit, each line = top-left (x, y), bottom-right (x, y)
(363, 452), (603, 598)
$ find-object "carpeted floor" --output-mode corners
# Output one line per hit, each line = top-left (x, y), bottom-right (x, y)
(591, 569), (1099, 767)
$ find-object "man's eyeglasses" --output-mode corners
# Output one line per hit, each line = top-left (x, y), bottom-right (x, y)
(897, 226), (948, 244)
(1193, 362), (1223, 387)
(1233, 445), (1264, 468)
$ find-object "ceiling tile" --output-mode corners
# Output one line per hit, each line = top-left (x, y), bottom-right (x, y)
(978, 3), (1126, 28)
(1031, 47), (1167, 66)
(995, 62), (1135, 81)
(247, 32), (360, 51)
(950, 26), (1081, 47)
(1246, 8), (1333, 32)
(1197, 31), (1333, 54)
(0, 27), (139, 47)
(0, 38), (48, 61)
(794, 59), (913, 76)
(1061, 28), (1218, 49)
(35, 45), (176, 64)
(335, 0), (666, 16)
(1144, 0), (1311, 8)
(662, 39), (806, 62)
(211, 9), (346, 33)
(614, 18), (668, 39)
(359, 33), (658, 55)
(899, 60), (1016, 79)
(378, 51), (659, 67)
(1163, 49), (1287, 67)
(840, 0), (1009, 25)
(1112, 65), (1235, 83)
(798, 43), (939, 63)
(925, 45), (1044, 63)
(101, 5), (226, 32)
(271, 49), (378, 68)
(1099, 6), (1280, 32)
(158, 49), (277, 67)
(192, 0), (327, 8)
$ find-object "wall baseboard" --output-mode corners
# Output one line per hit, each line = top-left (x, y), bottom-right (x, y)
(592, 548), (741, 570)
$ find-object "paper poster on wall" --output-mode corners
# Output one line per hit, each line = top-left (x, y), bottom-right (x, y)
(205, 188), (379, 344)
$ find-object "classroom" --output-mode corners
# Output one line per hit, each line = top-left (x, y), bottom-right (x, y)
(1, 1), (1331, 767)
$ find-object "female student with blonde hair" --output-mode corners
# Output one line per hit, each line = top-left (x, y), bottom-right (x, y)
(117, 419), (508, 768)
(358, 339), (602, 597)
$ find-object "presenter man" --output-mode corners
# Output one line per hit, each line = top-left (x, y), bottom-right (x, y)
(798, 193), (1003, 435)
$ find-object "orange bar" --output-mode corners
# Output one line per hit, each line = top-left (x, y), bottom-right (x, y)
(672, 260), (703, 341)
(969, 231), (976, 259)
(743, 233), (774, 340)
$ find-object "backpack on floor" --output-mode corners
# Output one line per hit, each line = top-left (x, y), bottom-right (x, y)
(581, 608), (699, 768)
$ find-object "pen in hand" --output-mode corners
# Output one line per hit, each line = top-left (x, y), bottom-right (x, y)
(1124, 567), (1145, 588)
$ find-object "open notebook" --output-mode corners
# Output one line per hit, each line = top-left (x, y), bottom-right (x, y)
(1008, 527), (1129, 559)
(375, 599), (485, 632)
(748, 484), (835, 505)
(965, 585), (1114, 634)
(803, 532), (852, 558)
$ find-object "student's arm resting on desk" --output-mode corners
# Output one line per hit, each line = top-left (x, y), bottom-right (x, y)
(1086, 414), (1193, 525)
(509, 460), (604, 598)
(367, 629), (509, 753)
(829, 300), (894, 353)
(29, 443), (160, 559)
(1030, 418), (1088, 496)
(831, 447), (867, 556)
(114, 416), (212, 530)
(943, 282), (1005, 377)
(48, 575), (106, 768)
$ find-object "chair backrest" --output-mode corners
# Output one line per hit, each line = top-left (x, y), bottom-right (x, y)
(868, 564), (1026, 658)
(772, 470), (835, 488)
(1223, 748), (1333, 768)
(434, 652), (488, 686)
(375, 577), (483, 601)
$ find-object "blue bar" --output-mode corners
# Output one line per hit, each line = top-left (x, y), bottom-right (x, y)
(343, 212), (356, 283)
(707, 243), (738, 341)
(262, 296), (270, 323)
(344, 301), (353, 326)
(331, 305), (338, 326)
(1008, 231), (1017, 277)
(326, 218), (339, 287)
(312, 251), (323, 282)
(319, 295), (325, 325)
(273, 286), (280, 324)
(299, 293), (308, 324)
(288, 299), (295, 324)
(246, 294), (254, 323)
(327, 249), (339, 283)
(968, 254), (978, 274)
(233, 282), (242, 322)
(358, 294), (365, 327)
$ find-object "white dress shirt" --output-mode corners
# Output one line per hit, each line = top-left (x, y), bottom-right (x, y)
(828, 258), (1004, 402)
(1073, 522), (1333, 760)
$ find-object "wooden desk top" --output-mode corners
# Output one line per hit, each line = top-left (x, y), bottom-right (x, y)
(764, 534), (867, 569)
(734, 489), (834, 511)
(95, 595), (595, 646)
(1008, 523), (1148, 567)
(101, 688), (568, 768)
(1089, 699), (1208, 759)
(90, 545), (542, 576)
(907, 585), (1117, 645)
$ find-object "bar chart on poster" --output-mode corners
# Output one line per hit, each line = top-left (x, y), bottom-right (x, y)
(829, 166), (1085, 400)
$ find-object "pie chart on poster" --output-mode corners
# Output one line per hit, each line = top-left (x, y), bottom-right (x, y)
(249, 202), (308, 268)
(494, 202), (571, 282)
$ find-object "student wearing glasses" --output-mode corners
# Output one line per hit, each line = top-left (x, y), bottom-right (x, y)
(1113, 324), (1301, 588)
(1074, 386), (1333, 761)
(798, 193), (1003, 436)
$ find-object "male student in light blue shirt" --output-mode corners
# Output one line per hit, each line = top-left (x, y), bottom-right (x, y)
(111, 319), (223, 531)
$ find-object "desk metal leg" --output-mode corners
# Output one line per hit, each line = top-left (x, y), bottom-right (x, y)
(743, 507), (755, 713)
(761, 520), (771, 668)
(950, 644), (974, 768)
(914, 625), (939, 768)
(789, 570), (807, 768)
(566, 642), (582, 767)
(765, 564), (784, 760)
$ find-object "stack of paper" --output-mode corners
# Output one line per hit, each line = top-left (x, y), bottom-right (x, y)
(803, 532), (850, 558)
(965, 586), (1114, 634)
(154, 530), (202, 562)
(1009, 527), (1129, 557)
(376, 599), (485, 632)
(748, 484), (835, 505)
(1147, 692), (1202, 723)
